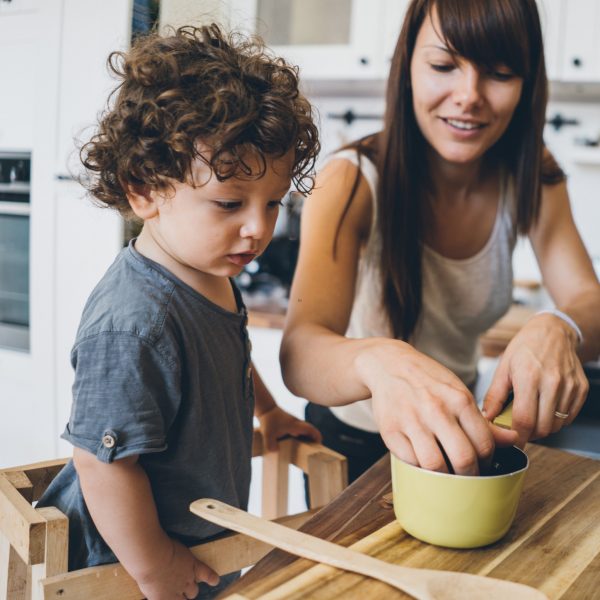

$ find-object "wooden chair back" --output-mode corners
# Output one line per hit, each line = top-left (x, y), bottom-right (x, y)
(0, 430), (347, 600)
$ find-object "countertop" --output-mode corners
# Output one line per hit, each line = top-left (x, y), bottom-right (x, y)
(223, 444), (600, 599)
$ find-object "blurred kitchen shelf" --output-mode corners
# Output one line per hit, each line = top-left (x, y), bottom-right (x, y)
(248, 310), (286, 330)
(0, 182), (30, 194)
(572, 149), (600, 165)
(479, 304), (535, 357)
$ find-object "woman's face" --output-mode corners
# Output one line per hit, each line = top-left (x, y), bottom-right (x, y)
(410, 8), (524, 166)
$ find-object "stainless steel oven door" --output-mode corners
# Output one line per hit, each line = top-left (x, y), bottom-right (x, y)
(0, 202), (29, 352)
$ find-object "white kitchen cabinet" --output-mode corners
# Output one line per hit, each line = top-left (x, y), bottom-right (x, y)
(560, 0), (600, 81)
(0, 0), (36, 15)
(227, 0), (409, 80)
(0, 0), (130, 467)
(536, 0), (564, 81)
(56, 0), (132, 176)
(0, 10), (38, 150)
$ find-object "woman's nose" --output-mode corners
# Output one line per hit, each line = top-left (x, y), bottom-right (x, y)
(453, 67), (483, 109)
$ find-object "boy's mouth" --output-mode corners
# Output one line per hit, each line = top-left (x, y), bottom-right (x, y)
(227, 253), (257, 266)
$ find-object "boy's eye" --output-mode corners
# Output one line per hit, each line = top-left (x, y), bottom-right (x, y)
(268, 200), (284, 209)
(214, 201), (242, 210)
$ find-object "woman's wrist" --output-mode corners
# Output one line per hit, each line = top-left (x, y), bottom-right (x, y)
(353, 337), (410, 394)
(535, 308), (583, 345)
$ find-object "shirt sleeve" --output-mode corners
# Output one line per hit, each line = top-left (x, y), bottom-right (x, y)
(62, 331), (181, 463)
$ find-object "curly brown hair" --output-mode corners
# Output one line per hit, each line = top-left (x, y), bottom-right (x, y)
(80, 24), (320, 217)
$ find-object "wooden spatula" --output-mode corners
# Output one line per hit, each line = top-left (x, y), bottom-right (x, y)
(190, 498), (547, 600)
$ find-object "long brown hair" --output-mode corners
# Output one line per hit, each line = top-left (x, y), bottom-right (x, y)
(342, 0), (563, 340)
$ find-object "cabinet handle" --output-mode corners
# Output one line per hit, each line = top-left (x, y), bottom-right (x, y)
(572, 57), (582, 68)
(327, 110), (382, 126)
(359, 56), (369, 66)
(546, 113), (579, 131)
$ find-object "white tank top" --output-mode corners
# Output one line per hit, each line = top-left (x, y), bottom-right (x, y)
(329, 151), (517, 432)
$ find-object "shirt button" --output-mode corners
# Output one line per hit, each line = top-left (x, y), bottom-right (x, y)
(102, 434), (116, 448)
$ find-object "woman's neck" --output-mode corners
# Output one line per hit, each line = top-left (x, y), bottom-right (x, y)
(426, 149), (489, 204)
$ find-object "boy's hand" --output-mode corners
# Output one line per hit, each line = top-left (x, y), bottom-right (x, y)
(257, 405), (322, 452)
(137, 538), (219, 600)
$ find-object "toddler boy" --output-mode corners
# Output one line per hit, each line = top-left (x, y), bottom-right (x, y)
(38, 24), (321, 600)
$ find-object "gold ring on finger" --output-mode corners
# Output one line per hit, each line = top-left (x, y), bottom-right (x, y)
(554, 410), (569, 419)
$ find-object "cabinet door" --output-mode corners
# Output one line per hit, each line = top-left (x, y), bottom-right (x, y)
(56, 0), (132, 176)
(536, 0), (564, 81)
(560, 0), (600, 81)
(229, 0), (387, 79)
(381, 0), (410, 78)
(0, 10), (38, 150)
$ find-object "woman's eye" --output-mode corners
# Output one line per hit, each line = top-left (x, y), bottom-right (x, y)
(268, 200), (284, 209)
(431, 63), (455, 73)
(489, 69), (515, 81)
(215, 201), (241, 210)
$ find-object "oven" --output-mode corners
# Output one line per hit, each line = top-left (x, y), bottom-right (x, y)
(0, 152), (30, 352)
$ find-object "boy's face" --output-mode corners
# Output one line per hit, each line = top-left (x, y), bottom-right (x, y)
(134, 151), (293, 287)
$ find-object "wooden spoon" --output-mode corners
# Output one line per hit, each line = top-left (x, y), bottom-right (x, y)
(190, 498), (547, 600)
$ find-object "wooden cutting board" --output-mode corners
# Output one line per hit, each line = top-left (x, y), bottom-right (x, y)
(223, 445), (600, 599)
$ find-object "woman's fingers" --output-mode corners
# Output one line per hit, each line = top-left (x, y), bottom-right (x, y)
(567, 368), (589, 426)
(489, 422), (519, 446)
(381, 430), (418, 466)
(536, 370), (564, 437)
(482, 358), (512, 421)
(510, 377), (540, 446)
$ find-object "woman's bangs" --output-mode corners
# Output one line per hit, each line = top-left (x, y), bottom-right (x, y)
(432, 0), (531, 78)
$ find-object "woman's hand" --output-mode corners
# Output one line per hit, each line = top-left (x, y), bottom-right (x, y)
(136, 538), (219, 600)
(483, 312), (589, 447)
(358, 340), (517, 476)
(257, 405), (323, 452)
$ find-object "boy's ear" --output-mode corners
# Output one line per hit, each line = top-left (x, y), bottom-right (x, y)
(125, 184), (159, 220)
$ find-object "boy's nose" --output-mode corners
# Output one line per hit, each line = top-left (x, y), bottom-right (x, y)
(239, 211), (270, 240)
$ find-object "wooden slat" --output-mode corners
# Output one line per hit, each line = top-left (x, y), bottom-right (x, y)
(41, 510), (316, 600)
(0, 530), (28, 600)
(30, 508), (69, 600)
(251, 431), (348, 475)
(251, 429), (264, 458)
(261, 443), (291, 520)
(1, 459), (68, 503)
(0, 474), (46, 565)
(0, 473), (32, 505)
(307, 452), (348, 509)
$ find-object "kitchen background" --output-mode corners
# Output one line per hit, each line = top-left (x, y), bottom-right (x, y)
(1, 0), (600, 515)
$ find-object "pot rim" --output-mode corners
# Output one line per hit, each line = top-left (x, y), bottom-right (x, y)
(391, 445), (529, 480)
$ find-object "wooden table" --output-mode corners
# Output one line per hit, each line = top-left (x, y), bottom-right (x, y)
(222, 444), (600, 599)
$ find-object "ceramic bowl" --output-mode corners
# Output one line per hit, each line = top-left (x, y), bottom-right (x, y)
(391, 445), (528, 548)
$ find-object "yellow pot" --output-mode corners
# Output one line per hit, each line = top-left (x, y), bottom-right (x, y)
(391, 445), (528, 548)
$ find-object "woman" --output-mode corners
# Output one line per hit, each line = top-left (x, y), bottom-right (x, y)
(280, 0), (600, 483)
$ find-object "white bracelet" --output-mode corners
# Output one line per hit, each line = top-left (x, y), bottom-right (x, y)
(536, 308), (584, 345)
